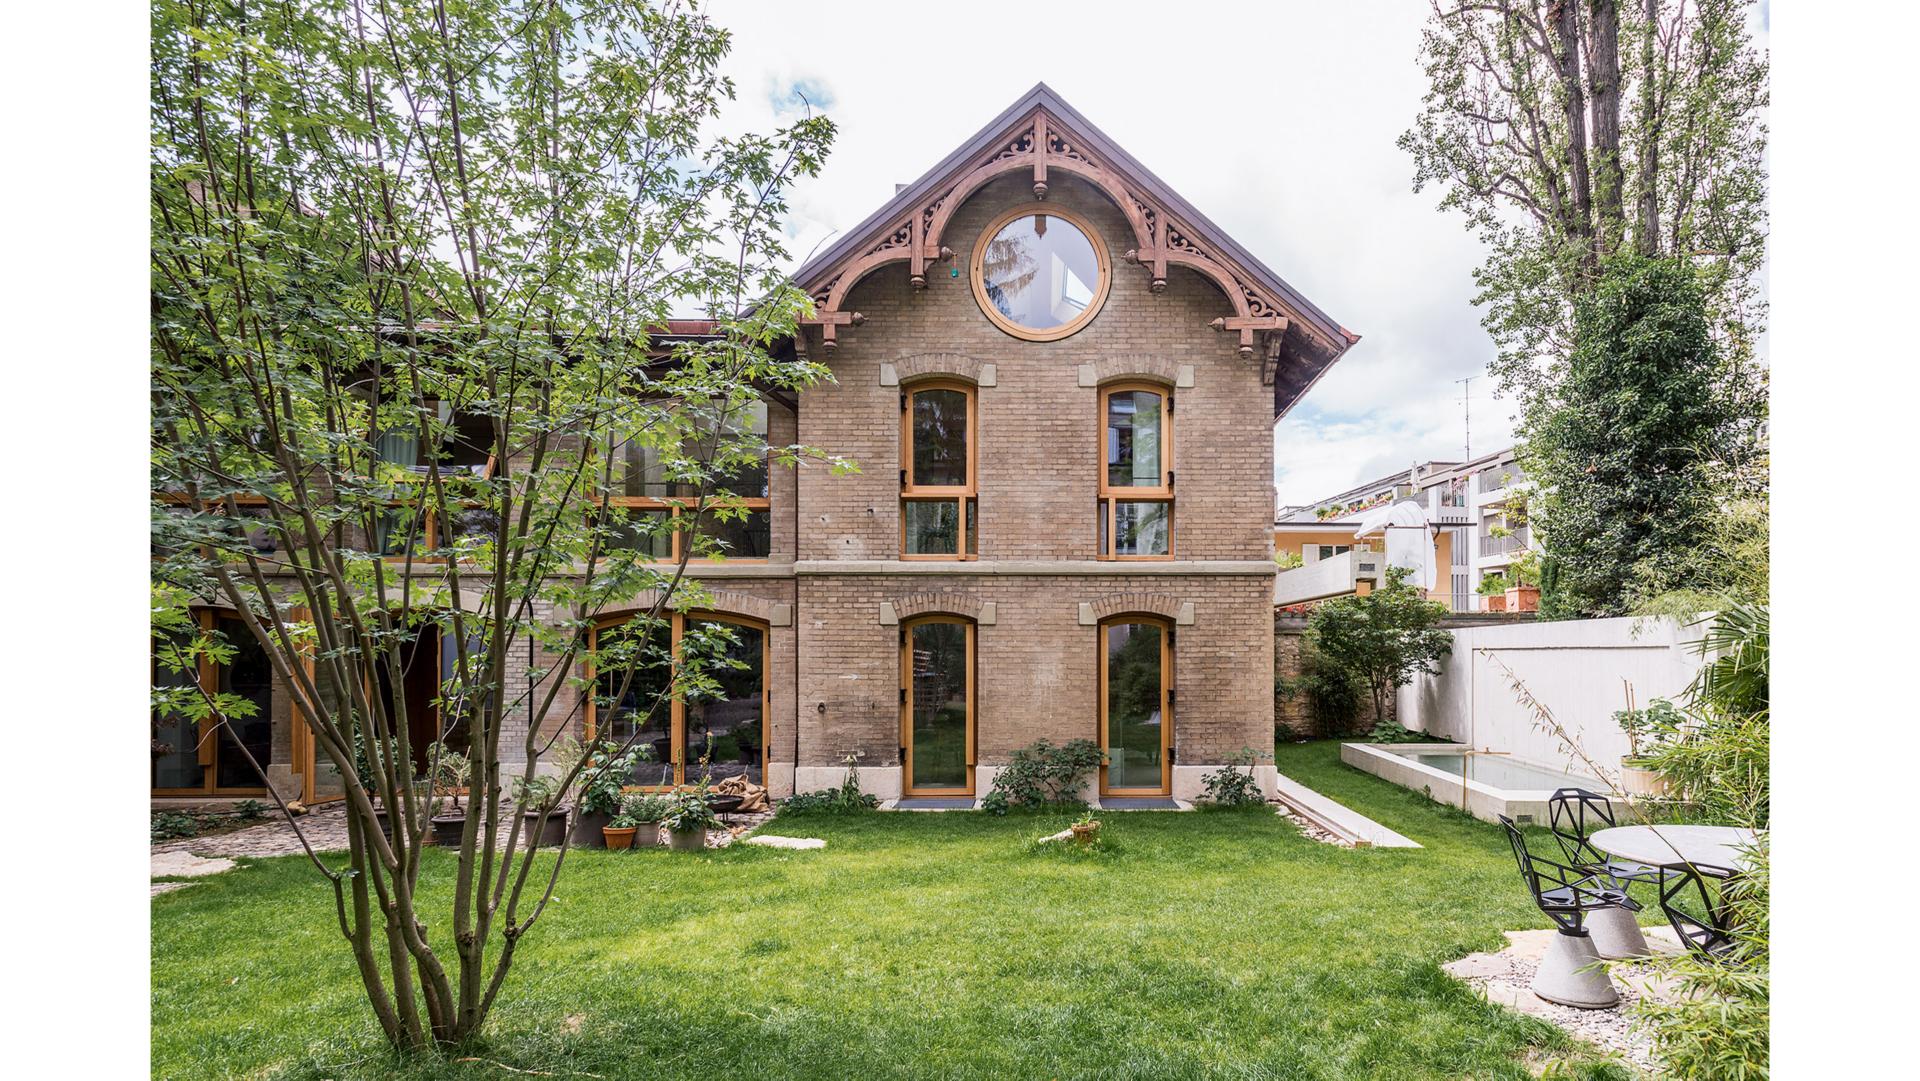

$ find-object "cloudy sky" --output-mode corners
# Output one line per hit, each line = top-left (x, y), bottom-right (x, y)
(700, 1), (1668, 506)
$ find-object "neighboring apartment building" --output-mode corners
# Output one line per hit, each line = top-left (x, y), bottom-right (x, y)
(153, 85), (1359, 805)
(1272, 447), (1536, 612)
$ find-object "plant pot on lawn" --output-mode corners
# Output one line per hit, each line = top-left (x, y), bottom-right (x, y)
(520, 805), (570, 848)
(431, 813), (468, 847)
(571, 808), (612, 849)
(1070, 820), (1100, 846)
(666, 825), (707, 851)
(602, 821), (638, 850)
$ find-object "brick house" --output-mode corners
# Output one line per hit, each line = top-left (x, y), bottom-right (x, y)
(153, 85), (1357, 806)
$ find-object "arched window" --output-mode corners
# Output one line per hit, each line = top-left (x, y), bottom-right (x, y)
(1097, 616), (1173, 797)
(900, 381), (977, 559)
(586, 612), (767, 788)
(1098, 383), (1173, 559)
(900, 616), (975, 796)
(152, 611), (274, 795)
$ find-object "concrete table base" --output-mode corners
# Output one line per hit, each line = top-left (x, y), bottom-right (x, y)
(1586, 906), (1651, 960)
(1532, 932), (1619, 1009)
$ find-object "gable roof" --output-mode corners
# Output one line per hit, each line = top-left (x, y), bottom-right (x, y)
(791, 83), (1359, 418)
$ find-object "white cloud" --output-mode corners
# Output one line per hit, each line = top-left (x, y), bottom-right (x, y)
(701, 1), (1753, 508)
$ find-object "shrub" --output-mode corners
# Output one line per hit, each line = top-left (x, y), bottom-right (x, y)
(151, 813), (199, 841)
(659, 785), (720, 833)
(778, 753), (880, 816)
(1198, 748), (1268, 807)
(621, 792), (671, 823)
(981, 738), (1105, 815)
(1297, 647), (1362, 736)
(1366, 718), (1427, 744)
(233, 799), (268, 821)
(1307, 567), (1451, 728)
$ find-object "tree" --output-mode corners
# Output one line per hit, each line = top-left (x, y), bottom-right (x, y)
(1306, 569), (1453, 731)
(1526, 254), (1762, 617)
(1401, 0), (1767, 407)
(151, 0), (840, 1052)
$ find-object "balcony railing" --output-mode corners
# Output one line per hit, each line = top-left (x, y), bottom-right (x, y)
(1274, 549), (1383, 607)
(1480, 527), (1530, 558)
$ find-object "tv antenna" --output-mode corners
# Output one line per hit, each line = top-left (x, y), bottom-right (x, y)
(1456, 375), (1475, 459)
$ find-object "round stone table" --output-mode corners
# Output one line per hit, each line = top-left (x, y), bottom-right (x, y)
(1589, 824), (1759, 876)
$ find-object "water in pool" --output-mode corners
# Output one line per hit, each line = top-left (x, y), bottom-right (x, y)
(1404, 751), (1598, 792)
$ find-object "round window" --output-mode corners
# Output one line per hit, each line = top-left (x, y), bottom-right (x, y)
(970, 205), (1110, 341)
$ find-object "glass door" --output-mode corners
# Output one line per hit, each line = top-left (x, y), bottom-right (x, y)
(1099, 618), (1171, 796)
(902, 617), (974, 796)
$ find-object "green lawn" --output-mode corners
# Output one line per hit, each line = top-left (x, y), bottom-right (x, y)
(151, 741), (1633, 1080)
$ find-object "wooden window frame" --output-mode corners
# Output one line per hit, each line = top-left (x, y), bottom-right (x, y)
(1097, 382), (1175, 561)
(900, 380), (978, 561)
(1096, 615), (1174, 798)
(582, 611), (770, 790)
(899, 615), (977, 797)
(151, 608), (274, 797)
(595, 399), (772, 565)
(970, 203), (1113, 343)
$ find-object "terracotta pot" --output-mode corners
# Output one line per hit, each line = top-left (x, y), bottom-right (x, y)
(1506, 585), (1541, 613)
(602, 825), (637, 851)
(666, 826), (707, 852)
(1070, 822), (1100, 846)
(1485, 594), (1509, 613)
(1620, 763), (1670, 798)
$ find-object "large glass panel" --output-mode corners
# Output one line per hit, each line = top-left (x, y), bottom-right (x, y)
(1111, 501), (1170, 557)
(904, 499), (961, 555)
(908, 622), (968, 790)
(151, 630), (204, 790)
(1104, 622), (1164, 791)
(214, 617), (275, 789)
(685, 399), (770, 498)
(683, 620), (765, 784)
(910, 389), (969, 487)
(595, 624), (675, 786)
(1106, 391), (1163, 487)
(604, 507), (674, 559)
(979, 213), (1100, 331)
(695, 509), (771, 559)
(618, 436), (676, 498)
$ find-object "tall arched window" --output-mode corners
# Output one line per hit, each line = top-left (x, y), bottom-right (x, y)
(586, 612), (767, 787)
(900, 615), (975, 796)
(900, 381), (977, 559)
(1098, 384), (1173, 559)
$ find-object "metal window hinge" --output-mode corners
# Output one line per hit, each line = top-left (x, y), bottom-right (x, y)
(1168, 688), (1177, 706)
(900, 469), (908, 488)
(1167, 397), (1175, 414)
(1168, 470), (1176, 489)
(899, 745), (908, 765)
(900, 391), (908, 412)
(899, 686), (908, 706)
(1168, 745), (1177, 765)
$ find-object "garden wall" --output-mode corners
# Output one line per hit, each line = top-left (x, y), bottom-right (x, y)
(1399, 616), (1707, 777)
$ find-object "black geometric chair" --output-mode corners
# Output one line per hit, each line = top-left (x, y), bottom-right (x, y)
(1657, 867), (1740, 961)
(1547, 788), (1662, 888)
(1500, 814), (1640, 1007)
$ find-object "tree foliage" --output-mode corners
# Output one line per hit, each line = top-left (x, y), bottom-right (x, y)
(151, 0), (837, 1052)
(1402, 0), (1768, 392)
(1526, 255), (1763, 617)
(1306, 568), (1453, 729)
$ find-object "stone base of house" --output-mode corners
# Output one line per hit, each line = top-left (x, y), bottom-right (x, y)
(1171, 764), (1280, 803)
(793, 764), (902, 800)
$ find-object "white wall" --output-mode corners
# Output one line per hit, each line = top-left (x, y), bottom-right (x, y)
(1402, 616), (1705, 777)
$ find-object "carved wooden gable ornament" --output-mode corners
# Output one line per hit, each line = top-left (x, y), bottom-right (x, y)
(791, 84), (1360, 418)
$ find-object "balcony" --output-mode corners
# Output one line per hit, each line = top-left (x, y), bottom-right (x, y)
(1480, 527), (1530, 558)
(1475, 465), (1527, 494)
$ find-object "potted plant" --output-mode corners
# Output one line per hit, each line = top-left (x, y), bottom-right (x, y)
(570, 739), (647, 848)
(622, 791), (669, 848)
(427, 742), (473, 847)
(602, 812), (639, 850)
(514, 774), (569, 848)
(1505, 552), (1542, 613)
(1477, 572), (1510, 613)
(660, 783), (720, 851)
(1615, 697), (1681, 798)
(1069, 810), (1101, 847)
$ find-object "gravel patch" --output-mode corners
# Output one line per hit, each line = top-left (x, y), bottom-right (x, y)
(1444, 927), (1690, 1075)
(1275, 804), (1355, 847)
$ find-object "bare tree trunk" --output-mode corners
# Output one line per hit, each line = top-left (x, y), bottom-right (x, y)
(1548, 0), (1597, 268)
(1634, 0), (1662, 254)
(1586, 0), (1625, 254)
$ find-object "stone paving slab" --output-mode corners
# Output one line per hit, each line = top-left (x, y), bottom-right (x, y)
(742, 835), (825, 850)
(151, 850), (237, 878)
